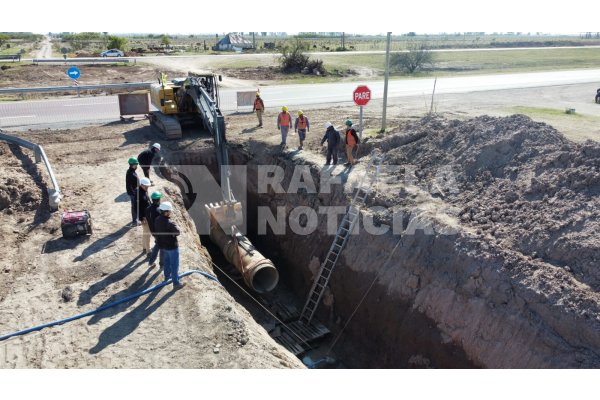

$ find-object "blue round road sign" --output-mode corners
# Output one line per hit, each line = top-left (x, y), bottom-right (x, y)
(67, 66), (81, 80)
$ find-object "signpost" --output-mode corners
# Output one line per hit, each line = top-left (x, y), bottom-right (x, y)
(67, 66), (81, 97)
(353, 85), (371, 140)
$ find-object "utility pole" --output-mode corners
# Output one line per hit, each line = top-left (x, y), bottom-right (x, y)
(429, 77), (437, 114)
(341, 32), (345, 49)
(381, 32), (391, 133)
(252, 32), (256, 49)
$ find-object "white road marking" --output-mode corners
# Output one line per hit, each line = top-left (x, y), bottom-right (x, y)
(0, 115), (36, 120)
(62, 102), (115, 107)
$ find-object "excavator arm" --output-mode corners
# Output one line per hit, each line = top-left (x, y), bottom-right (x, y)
(177, 74), (242, 229)
(154, 72), (277, 293)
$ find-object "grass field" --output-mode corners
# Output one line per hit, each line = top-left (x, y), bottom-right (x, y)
(505, 106), (600, 142)
(321, 47), (600, 76)
(122, 33), (600, 52)
(201, 47), (600, 84)
(4, 33), (600, 86)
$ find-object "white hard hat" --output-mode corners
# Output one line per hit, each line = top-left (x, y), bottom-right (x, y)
(159, 201), (173, 212)
(140, 177), (151, 186)
(324, 122), (332, 129)
(152, 143), (161, 151)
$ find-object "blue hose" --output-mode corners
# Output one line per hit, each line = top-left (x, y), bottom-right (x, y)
(0, 269), (219, 342)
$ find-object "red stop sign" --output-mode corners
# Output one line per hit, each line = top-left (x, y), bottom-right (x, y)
(353, 85), (371, 106)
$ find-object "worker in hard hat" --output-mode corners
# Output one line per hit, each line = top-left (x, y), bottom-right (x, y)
(294, 110), (310, 150)
(146, 191), (164, 269)
(155, 201), (185, 289)
(277, 106), (293, 148)
(320, 122), (341, 165)
(344, 119), (360, 166)
(137, 143), (162, 180)
(138, 177), (152, 254)
(126, 157), (140, 226)
(252, 92), (265, 127)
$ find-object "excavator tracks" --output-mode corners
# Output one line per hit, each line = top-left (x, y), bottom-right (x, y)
(148, 112), (182, 140)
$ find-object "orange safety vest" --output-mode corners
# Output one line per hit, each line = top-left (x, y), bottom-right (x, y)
(279, 112), (291, 127)
(297, 116), (307, 130)
(346, 128), (357, 146)
(254, 98), (264, 110)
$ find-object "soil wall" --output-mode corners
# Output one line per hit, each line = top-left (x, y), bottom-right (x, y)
(167, 126), (600, 368)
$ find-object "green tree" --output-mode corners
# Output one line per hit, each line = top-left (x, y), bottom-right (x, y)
(279, 38), (309, 73)
(107, 35), (128, 50)
(391, 43), (434, 73)
(161, 35), (171, 47)
(0, 33), (9, 48)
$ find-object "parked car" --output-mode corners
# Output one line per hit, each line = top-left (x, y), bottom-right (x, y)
(100, 49), (124, 57)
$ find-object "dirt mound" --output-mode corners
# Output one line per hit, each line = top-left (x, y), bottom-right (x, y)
(0, 64), (182, 88)
(383, 114), (571, 179)
(220, 66), (285, 81)
(0, 176), (41, 212)
(0, 143), (42, 213)
(374, 114), (600, 290)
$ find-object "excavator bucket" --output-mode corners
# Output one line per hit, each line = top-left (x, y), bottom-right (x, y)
(205, 201), (243, 230)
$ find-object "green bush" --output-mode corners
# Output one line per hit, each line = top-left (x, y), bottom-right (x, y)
(279, 39), (309, 73)
(108, 36), (128, 50)
(391, 43), (434, 73)
(306, 59), (326, 75)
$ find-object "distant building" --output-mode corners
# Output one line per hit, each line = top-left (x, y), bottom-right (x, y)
(213, 33), (254, 51)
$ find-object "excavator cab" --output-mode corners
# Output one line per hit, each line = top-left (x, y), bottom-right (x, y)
(149, 80), (181, 115)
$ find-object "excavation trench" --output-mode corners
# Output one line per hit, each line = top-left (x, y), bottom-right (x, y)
(164, 145), (475, 368)
(159, 115), (600, 368)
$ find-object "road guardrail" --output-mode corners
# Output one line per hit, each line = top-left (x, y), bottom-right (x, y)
(32, 57), (130, 64)
(0, 82), (153, 95)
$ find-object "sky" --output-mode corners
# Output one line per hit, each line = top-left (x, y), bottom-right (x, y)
(5, 0), (600, 34)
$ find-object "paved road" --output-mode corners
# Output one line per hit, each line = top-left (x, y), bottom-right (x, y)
(0, 97), (120, 129)
(2, 69), (600, 129)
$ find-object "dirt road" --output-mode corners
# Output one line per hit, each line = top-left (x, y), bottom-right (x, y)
(35, 36), (53, 59)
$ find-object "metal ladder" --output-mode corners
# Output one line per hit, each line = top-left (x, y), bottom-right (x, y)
(299, 150), (385, 324)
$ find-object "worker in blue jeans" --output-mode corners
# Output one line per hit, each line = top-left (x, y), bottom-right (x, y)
(146, 191), (165, 269)
(154, 201), (185, 289)
(277, 106), (292, 148)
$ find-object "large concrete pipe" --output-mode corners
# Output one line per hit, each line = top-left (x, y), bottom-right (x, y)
(209, 221), (279, 293)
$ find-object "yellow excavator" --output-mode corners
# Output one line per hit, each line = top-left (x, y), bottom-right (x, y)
(149, 72), (223, 140)
(151, 72), (279, 293)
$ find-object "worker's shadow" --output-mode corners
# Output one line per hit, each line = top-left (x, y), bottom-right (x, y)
(114, 192), (130, 203)
(119, 125), (155, 148)
(89, 285), (175, 355)
(86, 266), (162, 325)
(335, 164), (354, 184)
(73, 224), (131, 262)
(77, 253), (145, 306)
(241, 127), (259, 134)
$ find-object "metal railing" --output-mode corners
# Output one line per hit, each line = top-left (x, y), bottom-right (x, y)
(0, 130), (61, 210)
(0, 54), (21, 61)
(32, 57), (129, 64)
(0, 82), (153, 95)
